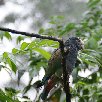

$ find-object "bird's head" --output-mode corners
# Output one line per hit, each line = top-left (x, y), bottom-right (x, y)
(64, 37), (84, 50)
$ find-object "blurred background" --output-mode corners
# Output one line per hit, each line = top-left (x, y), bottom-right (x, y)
(0, 0), (87, 32)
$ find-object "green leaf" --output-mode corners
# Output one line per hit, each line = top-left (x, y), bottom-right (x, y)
(65, 23), (75, 31)
(28, 40), (58, 49)
(28, 41), (36, 48)
(20, 42), (29, 50)
(10, 60), (17, 73)
(60, 23), (75, 36)
(39, 28), (45, 34)
(3, 52), (17, 73)
(83, 89), (89, 95)
(33, 48), (51, 60)
(57, 15), (64, 19)
(94, 56), (102, 67)
(3, 52), (8, 59)
(38, 40), (59, 47)
(12, 48), (19, 54)
(5, 87), (19, 96)
(49, 21), (56, 24)
(86, 37), (98, 49)
(3, 53), (17, 73)
(16, 36), (24, 44)
(0, 90), (11, 102)
(88, 0), (101, 8)
(80, 53), (99, 65)
(7, 58), (17, 73)
(4, 32), (12, 40)
(49, 16), (64, 25)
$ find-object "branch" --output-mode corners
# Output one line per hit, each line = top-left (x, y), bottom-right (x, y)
(60, 42), (71, 102)
(0, 27), (62, 43)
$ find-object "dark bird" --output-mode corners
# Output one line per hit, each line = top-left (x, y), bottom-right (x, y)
(34, 37), (84, 100)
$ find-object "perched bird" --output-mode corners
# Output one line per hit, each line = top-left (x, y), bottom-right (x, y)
(35, 37), (84, 100)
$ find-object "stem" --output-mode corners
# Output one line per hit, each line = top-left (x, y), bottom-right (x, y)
(60, 41), (71, 102)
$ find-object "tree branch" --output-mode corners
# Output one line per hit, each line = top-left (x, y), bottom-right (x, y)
(60, 42), (71, 102)
(0, 27), (71, 102)
(0, 27), (62, 43)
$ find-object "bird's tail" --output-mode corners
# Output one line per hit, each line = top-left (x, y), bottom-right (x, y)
(41, 75), (57, 100)
(40, 89), (49, 100)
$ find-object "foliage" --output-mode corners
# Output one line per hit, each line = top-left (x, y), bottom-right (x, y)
(0, 88), (20, 102)
(0, 0), (102, 102)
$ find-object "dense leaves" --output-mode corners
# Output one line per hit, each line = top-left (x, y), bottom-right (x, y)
(0, 88), (20, 102)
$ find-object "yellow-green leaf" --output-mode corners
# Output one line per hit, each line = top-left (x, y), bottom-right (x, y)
(33, 48), (51, 60)
(20, 42), (29, 50)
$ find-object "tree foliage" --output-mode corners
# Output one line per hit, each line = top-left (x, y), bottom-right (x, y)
(0, 0), (102, 102)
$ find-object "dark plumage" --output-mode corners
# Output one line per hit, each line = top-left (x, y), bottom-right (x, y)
(35, 37), (84, 100)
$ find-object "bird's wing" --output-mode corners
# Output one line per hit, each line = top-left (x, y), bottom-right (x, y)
(41, 49), (62, 86)
(47, 48), (62, 74)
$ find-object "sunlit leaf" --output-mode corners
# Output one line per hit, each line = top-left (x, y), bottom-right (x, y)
(33, 48), (51, 60)
(28, 41), (36, 48)
(39, 40), (59, 47)
(12, 48), (19, 54)
(3, 52), (8, 59)
(20, 42), (29, 50)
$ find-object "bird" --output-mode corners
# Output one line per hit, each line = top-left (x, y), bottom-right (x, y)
(34, 37), (84, 100)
